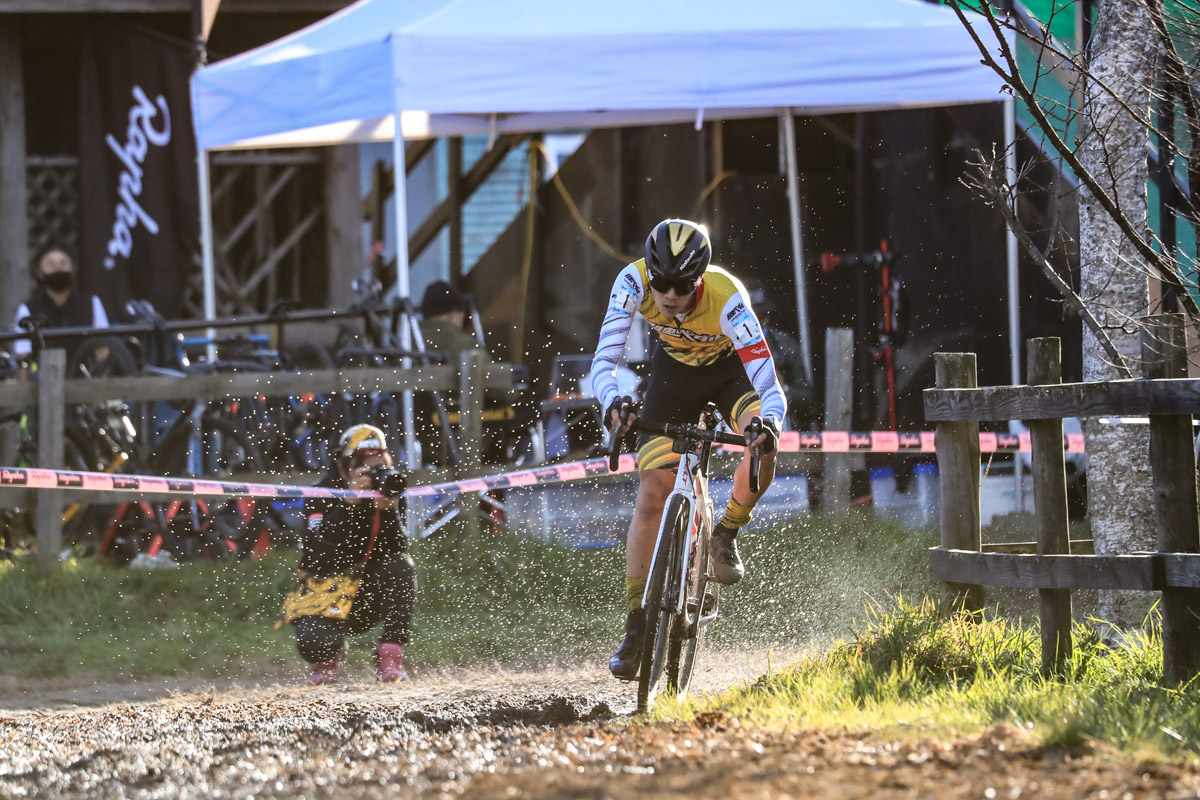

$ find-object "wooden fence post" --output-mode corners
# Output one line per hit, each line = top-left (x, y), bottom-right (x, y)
(36, 348), (65, 569)
(823, 328), (854, 514)
(457, 349), (486, 551)
(1142, 313), (1200, 684)
(1027, 338), (1072, 675)
(935, 352), (983, 611)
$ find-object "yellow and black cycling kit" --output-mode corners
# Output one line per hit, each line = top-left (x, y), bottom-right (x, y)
(588, 259), (786, 470)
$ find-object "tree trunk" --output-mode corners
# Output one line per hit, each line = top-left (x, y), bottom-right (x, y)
(1078, 0), (1156, 637)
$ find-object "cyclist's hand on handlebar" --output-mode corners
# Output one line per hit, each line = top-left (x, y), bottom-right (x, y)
(605, 396), (636, 437)
(745, 416), (780, 454)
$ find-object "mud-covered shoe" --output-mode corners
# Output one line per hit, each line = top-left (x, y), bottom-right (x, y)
(376, 642), (409, 682)
(309, 654), (340, 685)
(609, 609), (646, 681)
(710, 524), (744, 585)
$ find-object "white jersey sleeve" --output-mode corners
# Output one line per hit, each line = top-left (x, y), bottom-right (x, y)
(588, 264), (643, 412)
(12, 303), (31, 357)
(718, 284), (787, 428)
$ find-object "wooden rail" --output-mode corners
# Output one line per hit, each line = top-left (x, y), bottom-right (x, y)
(0, 349), (513, 569)
(923, 314), (1200, 683)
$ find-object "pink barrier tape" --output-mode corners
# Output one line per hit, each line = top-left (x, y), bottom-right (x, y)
(721, 430), (1086, 454)
(408, 453), (639, 499)
(0, 452), (645, 503)
(0, 429), (1085, 505)
(0, 466), (375, 501)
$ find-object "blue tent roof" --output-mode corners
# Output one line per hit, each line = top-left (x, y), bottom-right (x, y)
(193, 0), (1005, 150)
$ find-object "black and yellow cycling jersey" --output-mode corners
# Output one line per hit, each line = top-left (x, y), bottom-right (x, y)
(589, 258), (786, 433)
(634, 259), (739, 367)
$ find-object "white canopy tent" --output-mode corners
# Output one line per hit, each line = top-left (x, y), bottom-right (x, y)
(191, 0), (1010, 464)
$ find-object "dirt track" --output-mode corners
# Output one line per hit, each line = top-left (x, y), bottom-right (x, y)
(4, 658), (1200, 799)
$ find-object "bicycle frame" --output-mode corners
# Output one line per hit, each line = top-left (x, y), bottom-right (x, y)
(644, 438), (715, 624)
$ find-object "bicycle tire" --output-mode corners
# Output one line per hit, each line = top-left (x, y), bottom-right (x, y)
(672, 522), (714, 697)
(637, 494), (688, 713)
(152, 414), (261, 478)
(66, 336), (139, 379)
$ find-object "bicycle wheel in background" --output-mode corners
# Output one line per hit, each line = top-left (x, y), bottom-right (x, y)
(668, 521), (716, 698)
(66, 336), (139, 379)
(152, 414), (261, 478)
(281, 341), (338, 471)
(637, 494), (689, 713)
(197, 416), (261, 478)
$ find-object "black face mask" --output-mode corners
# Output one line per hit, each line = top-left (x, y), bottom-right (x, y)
(39, 271), (74, 292)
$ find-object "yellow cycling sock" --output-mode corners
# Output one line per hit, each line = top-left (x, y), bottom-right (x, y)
(626, 577), (648, 613)
(720, 498), (754, 531)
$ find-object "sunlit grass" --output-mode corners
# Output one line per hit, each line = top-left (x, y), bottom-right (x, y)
(0, 511), (939, 692)
(660, 594), (1200, 760)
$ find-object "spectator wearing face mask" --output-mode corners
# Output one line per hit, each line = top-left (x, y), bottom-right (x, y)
(11, 245), (110, 369)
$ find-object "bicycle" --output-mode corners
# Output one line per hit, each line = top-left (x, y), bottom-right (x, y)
(607, 399), (762, 713)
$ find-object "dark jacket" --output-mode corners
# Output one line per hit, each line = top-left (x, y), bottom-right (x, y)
(299, 474), (407, 577)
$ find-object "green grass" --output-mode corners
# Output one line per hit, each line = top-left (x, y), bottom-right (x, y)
(0, 511), (935, 691)
(661, 594), (1200, 760)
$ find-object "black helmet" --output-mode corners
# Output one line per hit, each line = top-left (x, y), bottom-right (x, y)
(644, 219), (711, 288)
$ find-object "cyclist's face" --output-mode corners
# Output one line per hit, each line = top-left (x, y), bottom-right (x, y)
(649, 283), (696, 319)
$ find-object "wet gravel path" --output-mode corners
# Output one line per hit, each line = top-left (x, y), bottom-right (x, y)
(4, 661), (1200, 799)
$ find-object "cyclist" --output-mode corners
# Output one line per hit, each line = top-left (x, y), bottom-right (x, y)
(589, 218), (785, 681)
(279, 423), (416, 684)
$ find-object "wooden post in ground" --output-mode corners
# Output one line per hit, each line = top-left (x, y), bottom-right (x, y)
(457, 349), (486, 551)
(36, 349), (65, 569)
(0, 24), (28, 332)
(823, 328), (854, 513)
(1027, 338), (1072, 675)
(1142, 313), (1200, 684)
(934, 352), (983, 611)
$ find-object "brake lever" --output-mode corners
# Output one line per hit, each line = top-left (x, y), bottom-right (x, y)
(747, 418), (762, 494)
(607, 398), (634, 472)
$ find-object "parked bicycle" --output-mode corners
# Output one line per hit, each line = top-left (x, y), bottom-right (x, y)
(607, 400), (762, 712)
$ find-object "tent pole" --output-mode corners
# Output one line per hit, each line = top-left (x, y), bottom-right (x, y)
(783, 107), (814, 385)
(1003, 97), (1023, 509)
(198, 148), (217, 364)
(1004, 98), (1019, 387)
(391, 110), (419, 470)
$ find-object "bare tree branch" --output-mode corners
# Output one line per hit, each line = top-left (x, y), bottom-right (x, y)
(963, 147), (1135, 377)
(946, 0), (1200, 326)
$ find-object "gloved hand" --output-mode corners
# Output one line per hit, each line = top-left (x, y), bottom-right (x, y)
(604, 395), (634, 433)
(746, 415), (780, 453)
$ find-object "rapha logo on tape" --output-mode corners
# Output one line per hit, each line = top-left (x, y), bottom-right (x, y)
(1, 468), (24, 483)
(104, 85), (172, 270)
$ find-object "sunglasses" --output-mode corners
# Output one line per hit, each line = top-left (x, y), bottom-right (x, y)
(648, 276), (699, 295)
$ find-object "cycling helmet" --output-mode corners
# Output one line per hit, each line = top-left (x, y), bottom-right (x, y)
(644, 219), (711, 287)
(337, 423), (388, 462)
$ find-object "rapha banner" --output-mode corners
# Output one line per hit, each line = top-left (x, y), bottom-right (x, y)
(79, 20), (198, 319)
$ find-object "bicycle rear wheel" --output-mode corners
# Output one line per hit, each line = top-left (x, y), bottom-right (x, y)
(637, 494), (688, 713)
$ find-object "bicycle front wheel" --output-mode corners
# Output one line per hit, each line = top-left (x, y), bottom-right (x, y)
(671, 523), (715, 698)
(637, 494), (688, 713)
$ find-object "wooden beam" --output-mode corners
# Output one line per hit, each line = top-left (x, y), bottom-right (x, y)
(928, 548), (1160, 591)
(409, 135), (523, 260)
(0, 363), (514, 406)
(235, 206), (320, 299)
(934, 352), (984, 610)
(35, 350), (65, 569)
(219, 165), (296, 256)
(924, 378), (1200, 422)
(0, 24), (28, 336)
(1143, 314), (1200, 684)
(982, 539), (1095, 554)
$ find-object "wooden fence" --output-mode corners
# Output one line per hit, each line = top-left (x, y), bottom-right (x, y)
(923, 314), (1200, 683)
(0, 348), (512, 568)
